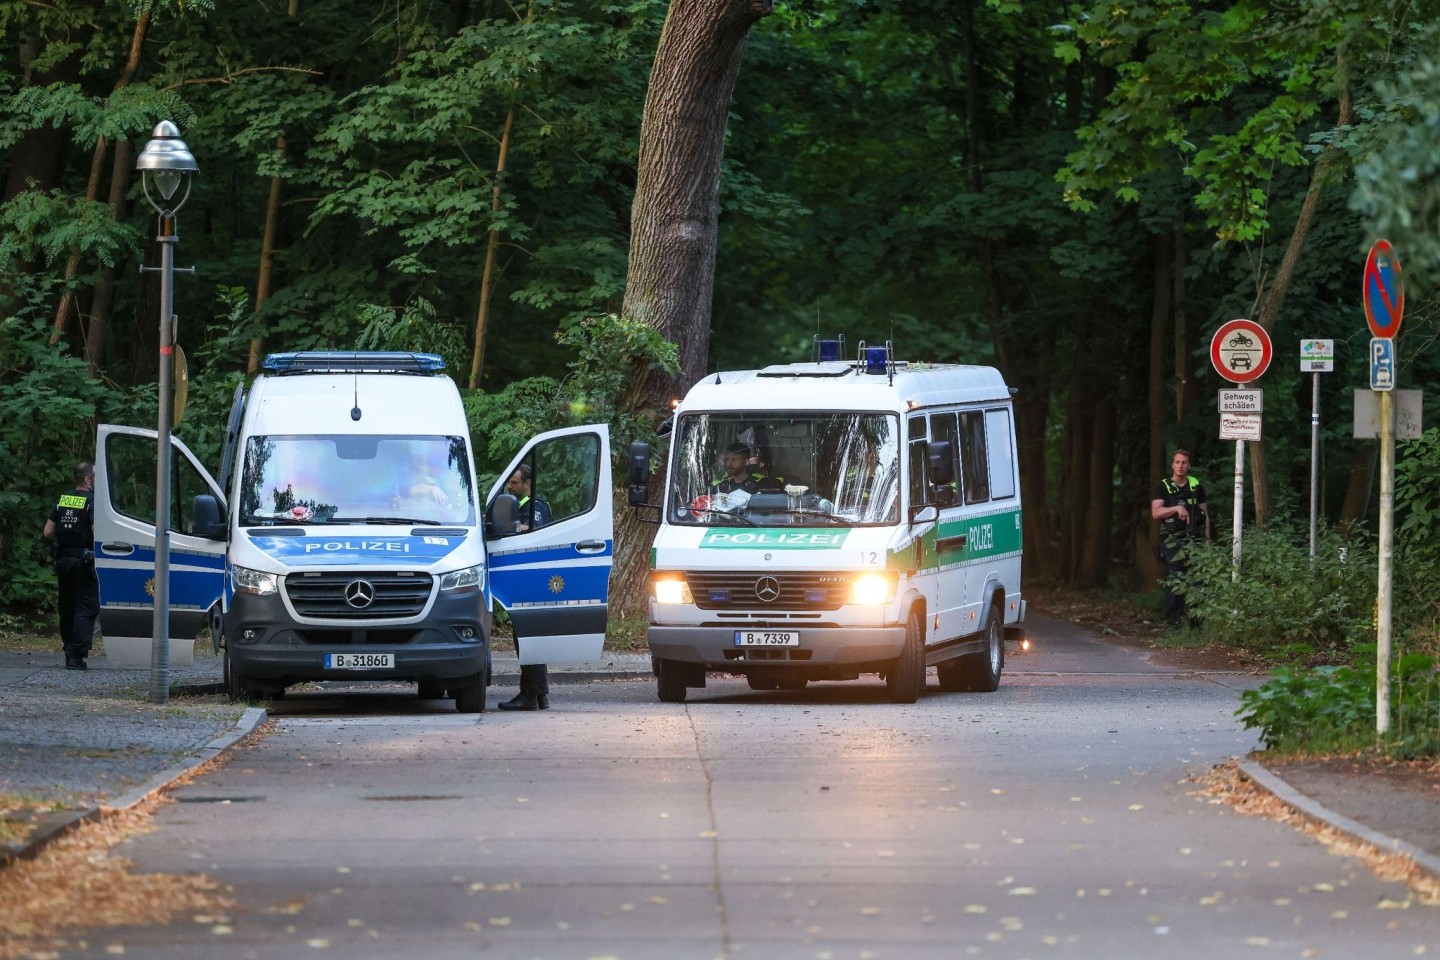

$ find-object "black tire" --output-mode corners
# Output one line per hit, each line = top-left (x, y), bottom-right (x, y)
(417, 678), (444, 700)
(656, 658), (688, 703)
(452, 673), (485, 713)
(885, 606), (925, 703)
(945, 602), (1005, 692)
(224, 645), (246, 703)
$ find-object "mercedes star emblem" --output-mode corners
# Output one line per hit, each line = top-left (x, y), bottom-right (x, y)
(754, 576), (781, 603)
(344, 579), (376, 608)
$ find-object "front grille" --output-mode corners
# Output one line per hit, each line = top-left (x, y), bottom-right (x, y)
(285, 571), (433, 619)
(685, 571), (847, 611)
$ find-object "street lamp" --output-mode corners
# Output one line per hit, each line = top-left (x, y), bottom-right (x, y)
(135, 121), (198, 705)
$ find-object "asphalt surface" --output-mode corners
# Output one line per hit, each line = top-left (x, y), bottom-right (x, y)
(2, 618), (1438, 892)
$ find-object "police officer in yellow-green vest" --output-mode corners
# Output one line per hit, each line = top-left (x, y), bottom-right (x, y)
(44, 461), (100, 670)
(1150, 449), (1210, 629)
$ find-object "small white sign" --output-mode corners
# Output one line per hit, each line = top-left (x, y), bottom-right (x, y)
(1370, 337), (1395, 391)
(1300, 338), (1334, 372)
(1219, 389), (1264, 413)
(1354, 389), (1424, 440)
(1219, 412), (1263, 441)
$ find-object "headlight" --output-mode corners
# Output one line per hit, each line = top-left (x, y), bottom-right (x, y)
(440, 565), (483, 594)
(849, 571), (897, 605)
(232, 565), (279, 596)
(652, 574), (693, 605)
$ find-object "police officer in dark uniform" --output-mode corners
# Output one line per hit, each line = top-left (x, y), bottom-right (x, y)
(44, 461), (100, 670)
(1150, 448), (1210, 629)
(498, 463), (554, 711)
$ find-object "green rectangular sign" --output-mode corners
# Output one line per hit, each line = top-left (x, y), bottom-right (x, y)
(699, 529), (851, 550)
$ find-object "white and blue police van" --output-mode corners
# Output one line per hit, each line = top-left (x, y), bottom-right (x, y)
(627, 340), (1026, 703)
(93, 351), (613, 711)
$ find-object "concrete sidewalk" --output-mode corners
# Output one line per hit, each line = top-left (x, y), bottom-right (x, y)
(3, 644), (1439, 890)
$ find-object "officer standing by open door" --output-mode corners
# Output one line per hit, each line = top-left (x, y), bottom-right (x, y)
(44, 461), (100, 669)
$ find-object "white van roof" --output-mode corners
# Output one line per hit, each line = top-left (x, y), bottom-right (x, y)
(247, 369), (466, 435)
(677, 361), (1012, 413)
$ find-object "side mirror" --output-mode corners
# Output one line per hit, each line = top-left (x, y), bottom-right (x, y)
(191, 494), (227, 539)
(627, 441), (653, 507)
(909, 504), (938, 525)
(487, 493), (521, 538)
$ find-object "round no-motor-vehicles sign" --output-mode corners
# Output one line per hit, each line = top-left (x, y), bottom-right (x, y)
(1210, 318), (1272, 383)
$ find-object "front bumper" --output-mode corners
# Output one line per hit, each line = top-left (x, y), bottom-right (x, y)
(647, 624), (908, 672)
(225, 589), (490, 685)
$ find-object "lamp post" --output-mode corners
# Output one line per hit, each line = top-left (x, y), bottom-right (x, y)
(135, 121), (197, 705)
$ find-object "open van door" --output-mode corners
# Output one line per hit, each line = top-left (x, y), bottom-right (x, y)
(485, 424), (613, 664)
(93, 425), (227, 652)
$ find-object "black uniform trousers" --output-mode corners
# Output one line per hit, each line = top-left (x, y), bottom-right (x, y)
(55, 556), (99, 660)
(1157, 535), (1192, 628)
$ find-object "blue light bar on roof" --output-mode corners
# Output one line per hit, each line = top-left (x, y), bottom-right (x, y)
(863, 345), (889, 374)
(261, 352), (447, 375)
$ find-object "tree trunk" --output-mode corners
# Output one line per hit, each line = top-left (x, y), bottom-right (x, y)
(611, 0), (773, 621)
(1143, 231), (1172, 586)
(1076, 392), (1116, 588)
(1337, 441), (1377, 531)
(247, 136), (287, 374)
(1246, 79), (1354, 528)
(1059, 381), (1093, 584)
(85, 138), (134, 374)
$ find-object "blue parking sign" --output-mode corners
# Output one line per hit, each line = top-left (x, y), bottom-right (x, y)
(1370, 338), (1395, 391)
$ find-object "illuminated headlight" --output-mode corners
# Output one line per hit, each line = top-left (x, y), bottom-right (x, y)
(849, 571), (898, 605)
(440, 565), (483, 594)
(652, 575), (693, 605)
(232, 565), (278, 596)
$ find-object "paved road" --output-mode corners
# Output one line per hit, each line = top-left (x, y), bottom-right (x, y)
(61, 618), (1440, 959)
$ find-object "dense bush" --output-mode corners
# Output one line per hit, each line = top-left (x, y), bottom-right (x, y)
(1175, 522), (1378, 660)
(1238, 651), (1440, 757)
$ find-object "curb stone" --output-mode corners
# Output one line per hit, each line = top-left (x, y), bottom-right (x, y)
(1239, 759), (1440, 882)
(1, 707), (269, 867)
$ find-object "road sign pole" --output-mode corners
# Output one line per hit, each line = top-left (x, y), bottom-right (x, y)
(1377, 388), (1394, 736)
(1232, 439), (1244, 580)
(1309, 372), (1320, 558)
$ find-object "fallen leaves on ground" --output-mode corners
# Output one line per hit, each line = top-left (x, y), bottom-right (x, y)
(1195, 760), (1440, 905)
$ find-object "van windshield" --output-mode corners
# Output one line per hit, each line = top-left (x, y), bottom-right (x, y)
(669, 412), (900, 526)
(238, 435), (475, 527)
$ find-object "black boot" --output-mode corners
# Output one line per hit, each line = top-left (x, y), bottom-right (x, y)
(498, 665), (548, 711)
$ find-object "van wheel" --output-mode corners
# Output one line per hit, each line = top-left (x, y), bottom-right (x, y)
(224, 646), (246, 703)
(945, 603), (1005, 692)
(885, 607), (925, 704)
(452, 673), (485, 713)
(656, 659), (688, 703)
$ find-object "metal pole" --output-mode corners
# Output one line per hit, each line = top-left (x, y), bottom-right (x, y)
(1232, 439), (1244, 580)
(1376, 388), (1394, 736)
(1309, 372), (1320, 558)
(149, 213), (176, 705)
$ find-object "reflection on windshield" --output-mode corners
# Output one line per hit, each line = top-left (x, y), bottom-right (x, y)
(669, 413), (900, 526)
(239, 435), (475, 527)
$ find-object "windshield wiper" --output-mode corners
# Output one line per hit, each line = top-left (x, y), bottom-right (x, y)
(785, 509), (851, 526)
(690, 508), (759, 527)
(247, 515), (309, 526)
(329, 516), (443, 525)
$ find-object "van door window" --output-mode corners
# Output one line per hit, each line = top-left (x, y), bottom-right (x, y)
(524, 431), (601, 528)
(105, 432), (211, 533)
(958, 410), (990, 504)
(985, 408), (1016, 500)
(907, 415), (928, 507)
(929, 411), (962, 506)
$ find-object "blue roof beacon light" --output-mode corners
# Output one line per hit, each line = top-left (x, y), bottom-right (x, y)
(261, 352), (447, 375)
(863, 344), (889, 375)
(813, 335), (846, 363)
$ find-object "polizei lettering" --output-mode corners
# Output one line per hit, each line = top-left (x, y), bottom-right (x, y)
(966, 524), (994, 552)
(700, 530), (849, 549)
(302, 540), (412, 554)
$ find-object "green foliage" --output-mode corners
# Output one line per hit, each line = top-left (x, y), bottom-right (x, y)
(1238, 651), (1440, 756)
(1176, 522), (1378, 659)
(1395, 428), (1440, 653)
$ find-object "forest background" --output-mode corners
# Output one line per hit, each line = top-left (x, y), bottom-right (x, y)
(2, 0), (1438, 658)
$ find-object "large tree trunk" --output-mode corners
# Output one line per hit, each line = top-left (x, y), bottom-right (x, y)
(610, 0), (772, 621)
(1142, 231), (1172, 587)
(1337, 441), (1377, 531)
(1058, 381), (1094, 584)
(247, 136), (287, 374)
(1076, 392), (1117, 588)
(85, 138), (134, 374)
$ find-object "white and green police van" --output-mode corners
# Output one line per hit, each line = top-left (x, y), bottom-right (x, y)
(93, 352), (613, 711)
(629, 342), (1025, 703)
